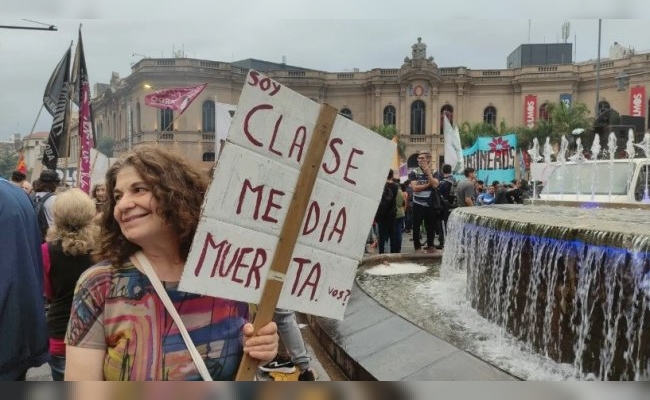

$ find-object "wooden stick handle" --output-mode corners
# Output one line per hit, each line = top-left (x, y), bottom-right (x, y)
(235, 103), (338, 381)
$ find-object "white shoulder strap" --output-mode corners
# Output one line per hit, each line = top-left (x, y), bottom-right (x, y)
(133, 251), (213, 381)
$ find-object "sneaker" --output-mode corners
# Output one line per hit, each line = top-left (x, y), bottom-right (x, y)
(259, 356), (296, 373)
(298, 368), (318, 381)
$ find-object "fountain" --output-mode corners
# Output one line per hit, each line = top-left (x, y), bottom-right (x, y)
(528, 138), (543, 200)
(590, 134), (601, 202)
(557, 136), (569, 200)
(442, 205), (650, 380)
(607, 132), (618, 202)
(569, 138), (585, 200)
(634, 132), (650, 203)
(543, 137), (554, 164)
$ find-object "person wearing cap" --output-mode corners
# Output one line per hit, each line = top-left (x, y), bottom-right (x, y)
(34, 170), (61, 228)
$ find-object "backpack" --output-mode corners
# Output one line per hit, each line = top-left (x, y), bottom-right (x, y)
(438, 177), (458, 209)
(34, 192), (54, 242)
(427, 187), (443, 210)
(375, 183), (396, 220)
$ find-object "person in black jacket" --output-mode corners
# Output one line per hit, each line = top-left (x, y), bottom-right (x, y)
(375, 169), (399, 254)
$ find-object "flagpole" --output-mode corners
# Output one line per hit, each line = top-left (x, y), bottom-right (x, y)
(214, 94), (221, 161)
(28, 104), (45, 136)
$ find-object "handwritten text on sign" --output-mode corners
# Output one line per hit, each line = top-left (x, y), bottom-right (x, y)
(179, 70), (395, 320)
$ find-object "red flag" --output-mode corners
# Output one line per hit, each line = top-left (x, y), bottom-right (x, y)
(15, 152), (27, 175)
(73, 28), (94, 194)
(145, 84), (207, 115)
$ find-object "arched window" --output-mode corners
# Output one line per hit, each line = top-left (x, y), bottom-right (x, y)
(539, 103), (550, 121)
(202, 100), (215, 132)
(202, 152), (215, 162)
(383, 105), (396, 126)
(598, 100), (611, 116)
(483, 106), (497, 126)
(135, 102), (141, 132)
(440, 104), (454, 133)
(410, 100), (426, 135)
(340, 108), (353, 120)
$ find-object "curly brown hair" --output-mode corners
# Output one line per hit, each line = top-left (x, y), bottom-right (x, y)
(94, 145), (208, 267)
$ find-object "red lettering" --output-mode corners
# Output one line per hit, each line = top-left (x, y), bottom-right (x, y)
(195, 233), (223, 276)
(298, 263), (321, 300)
(288, 126), (307, 162)
(262, 188), (285, 223)
(319, 208), (332, 242)
(291, 258), (311, 295)
(237, 179), (264, 220)
(219, 247), (239, 278)
(302, 202), (320, 235)
(210, 241), (231, 277)
(247, 71), (261, 87)
(232, 247), (254, 285)
(328, 208), (346, 243)
(260, 78), (271, 91)
(243, 104), (273, 147)
(245, 248), (266, 289)
(322, 138), (343, 174)
(290, 258), (321, 301)
(268, 114), (283, 156)
(343, 148), (364, 185)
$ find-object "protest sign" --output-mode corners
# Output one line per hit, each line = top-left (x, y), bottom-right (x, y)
(179, 70), (395, 322)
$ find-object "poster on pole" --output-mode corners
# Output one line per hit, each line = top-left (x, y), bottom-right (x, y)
(179, 71), (395, 320)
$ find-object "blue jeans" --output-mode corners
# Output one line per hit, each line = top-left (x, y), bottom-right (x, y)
(273, 309), (310, 371)
(49, 354), (65, 381)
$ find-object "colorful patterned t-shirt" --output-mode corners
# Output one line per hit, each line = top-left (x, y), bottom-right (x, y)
(65, 261), (249, 381)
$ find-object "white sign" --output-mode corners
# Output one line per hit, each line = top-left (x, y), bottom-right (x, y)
(179, 71), (395, 320)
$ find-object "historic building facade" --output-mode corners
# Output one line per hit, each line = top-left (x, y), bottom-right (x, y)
(88, 38), (650, 171)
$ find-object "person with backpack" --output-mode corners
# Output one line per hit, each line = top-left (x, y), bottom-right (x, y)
(437, 164), (458, 242)
(33, 170), (60, 243)
(408, 152), (440, 253)
(374, 169), (399, 254)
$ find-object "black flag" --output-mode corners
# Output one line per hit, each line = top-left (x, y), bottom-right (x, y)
(41, 48), (71, 170)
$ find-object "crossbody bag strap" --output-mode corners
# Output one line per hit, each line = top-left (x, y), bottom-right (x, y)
(133, 251), (213, 381)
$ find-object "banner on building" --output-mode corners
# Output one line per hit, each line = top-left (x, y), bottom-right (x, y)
(462, 134), (517, 183)
(629, 86), (646, 117)
(560, 93), (572, 109)
(524, 95), (537, 128)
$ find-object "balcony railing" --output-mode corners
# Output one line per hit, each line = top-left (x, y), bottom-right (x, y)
(397, 134), (444, 146)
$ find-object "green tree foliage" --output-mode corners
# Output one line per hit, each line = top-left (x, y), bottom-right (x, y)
(457, 101), (594, 151)
(0, 146), (18, 179)
(96, 135), (114, 158)
(369, 124), (405, 159)
(458, 119), (516, 148)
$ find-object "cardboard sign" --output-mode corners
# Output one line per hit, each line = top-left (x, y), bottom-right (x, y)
(179, 71), (395, 320)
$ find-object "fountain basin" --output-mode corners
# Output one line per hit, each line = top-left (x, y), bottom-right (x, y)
(445, 205), (650, 380)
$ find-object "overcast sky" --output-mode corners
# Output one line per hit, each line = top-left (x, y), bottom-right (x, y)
(1, 0), (648, 141)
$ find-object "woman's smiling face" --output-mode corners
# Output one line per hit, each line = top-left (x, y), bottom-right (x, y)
(112, 166), (173, 248)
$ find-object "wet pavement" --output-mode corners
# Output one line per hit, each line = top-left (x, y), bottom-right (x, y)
(307, 230), (519, 381)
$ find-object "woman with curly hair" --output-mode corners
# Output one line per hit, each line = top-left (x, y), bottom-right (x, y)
(42, 188), (98, 380)
(64, 145), (278, 381)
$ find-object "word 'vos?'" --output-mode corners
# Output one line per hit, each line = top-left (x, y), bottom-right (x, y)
(179, 70), (395, 320)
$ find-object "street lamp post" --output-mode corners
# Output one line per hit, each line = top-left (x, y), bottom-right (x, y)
(595, 19), (602, 117)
